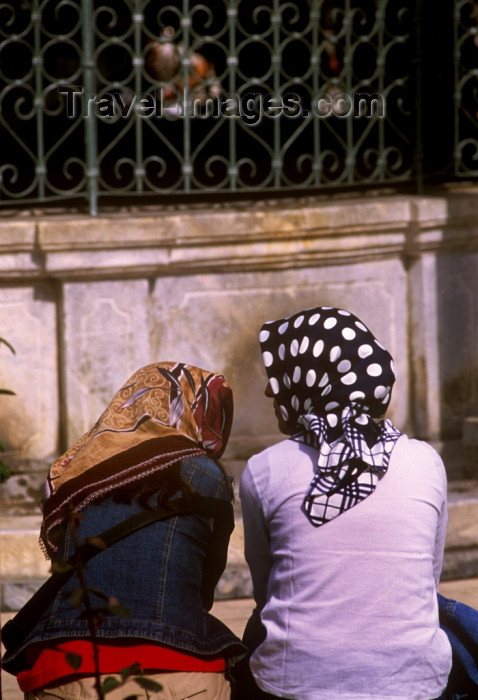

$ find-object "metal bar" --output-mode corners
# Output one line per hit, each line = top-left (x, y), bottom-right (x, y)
(376, 1), (385, 181)
(272, 0), (282, 188)
(453, 0), (461, 175)
(227, 0), (238, 190)
(311, 0), (320, 185)
(81, 0), (98, 215)
(32, 0), (45, 199)
(413, 0), (423, 193)
(0, 0), (470, 213)
(343, 0), (354, 182)
(182, 0), (192, 191)
(133, 0), (144, 194)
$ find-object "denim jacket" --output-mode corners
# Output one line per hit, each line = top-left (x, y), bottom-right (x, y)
(3, 456), (246, 674)
(438, 593), (478, 700)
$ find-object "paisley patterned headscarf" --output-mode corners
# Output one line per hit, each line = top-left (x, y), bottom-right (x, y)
(259, 307), (402, 526)
(41, 362), (233, 556)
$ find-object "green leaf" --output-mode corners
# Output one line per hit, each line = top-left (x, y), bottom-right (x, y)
(89, 587), (109, 601)
(86, 536), (107, 550)
(0, 389), (15, 395)
(65, 652), (83, 670)
(0, 461), (10, 484)
(101, 676), (122, 694)
(134, 677), (163, 692)
(109, 603), (131, 618)
(51, 560), (74, 574)
(120, 662), (141, 681)
(68, 587), (84, 608)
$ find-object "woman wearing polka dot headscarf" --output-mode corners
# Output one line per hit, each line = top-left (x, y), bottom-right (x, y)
(239, 307), (452, 700)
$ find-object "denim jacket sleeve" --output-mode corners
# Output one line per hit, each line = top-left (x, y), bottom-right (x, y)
(438, 593), (478, 696)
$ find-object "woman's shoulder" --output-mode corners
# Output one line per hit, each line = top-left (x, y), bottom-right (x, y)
(245, 437), (316, 476)
(249, 437), (298, 459)
(180, 455), (233, 498)
(390, 433), (448, 485)
(394, 433), (444, 463)
(182, 454), (224, 475)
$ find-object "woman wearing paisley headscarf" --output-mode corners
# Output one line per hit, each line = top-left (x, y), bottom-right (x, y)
(3, 362), (246, 700)
(239, 307), (452, 700)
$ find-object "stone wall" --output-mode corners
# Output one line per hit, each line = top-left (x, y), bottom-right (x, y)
(1, 190), (478, 512)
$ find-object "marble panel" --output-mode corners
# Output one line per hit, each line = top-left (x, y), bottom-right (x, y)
(150, 258), (408, 460)
(408, 253), (442, 441)
(0, 283), (58, 458)
(62, 280), (151, 445)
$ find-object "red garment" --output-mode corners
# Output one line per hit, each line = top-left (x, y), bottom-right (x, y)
(18, 641), (226, 692)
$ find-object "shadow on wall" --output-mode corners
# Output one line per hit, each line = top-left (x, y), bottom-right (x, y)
(432, 196), (478, 480)
(439, 195), (478, 442)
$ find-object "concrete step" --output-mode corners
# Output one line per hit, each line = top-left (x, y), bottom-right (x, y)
(2, 480), (478, 611)
(442, 479), (478, 580)
(0, 514), (51, 612)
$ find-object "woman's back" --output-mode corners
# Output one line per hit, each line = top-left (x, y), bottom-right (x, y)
(21, 456), (238, 656)
(240, 434), (452, 699)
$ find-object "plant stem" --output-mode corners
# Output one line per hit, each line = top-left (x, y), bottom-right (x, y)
(70, 518), (104, 700)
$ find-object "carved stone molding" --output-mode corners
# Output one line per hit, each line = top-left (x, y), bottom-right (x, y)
(2, 193), (476, 281)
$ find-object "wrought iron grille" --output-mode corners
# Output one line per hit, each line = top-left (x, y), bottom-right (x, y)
(0, 1), (475, 215)
(454, 0), (478, 177)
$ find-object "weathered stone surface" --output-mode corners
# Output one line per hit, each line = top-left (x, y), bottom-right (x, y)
(62, 280), (151, 444)
(462, 418), (478, 478)
(446, 486), (478, 549)
(0, 221), (36, 248)
(0, 283), (59, 459)
(435, 253), (478, 438)
(441, 549), (478, 581)
(440, 482), (478, 580)
(0, 466), (48, 513)
(2, 581), (47, 612)
(150, 258), (409, 457)
(0, 190), (477, 508)
(0, 516), (50, 582)
(216, 566), (253, 600)
(0, 196), (437, 280)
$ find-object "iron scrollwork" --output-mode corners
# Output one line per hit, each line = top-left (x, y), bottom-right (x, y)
(0, 1), (473, 213)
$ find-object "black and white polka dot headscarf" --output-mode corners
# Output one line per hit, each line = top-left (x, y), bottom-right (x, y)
(259, 306), (402, 527)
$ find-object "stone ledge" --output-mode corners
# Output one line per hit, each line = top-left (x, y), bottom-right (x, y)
(447, 480), (478, 534)
(1, 191), (477, 280)
(441, 548), (478, 582)
(441, 482), (478, 581)
(0, 516), (50, 587)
